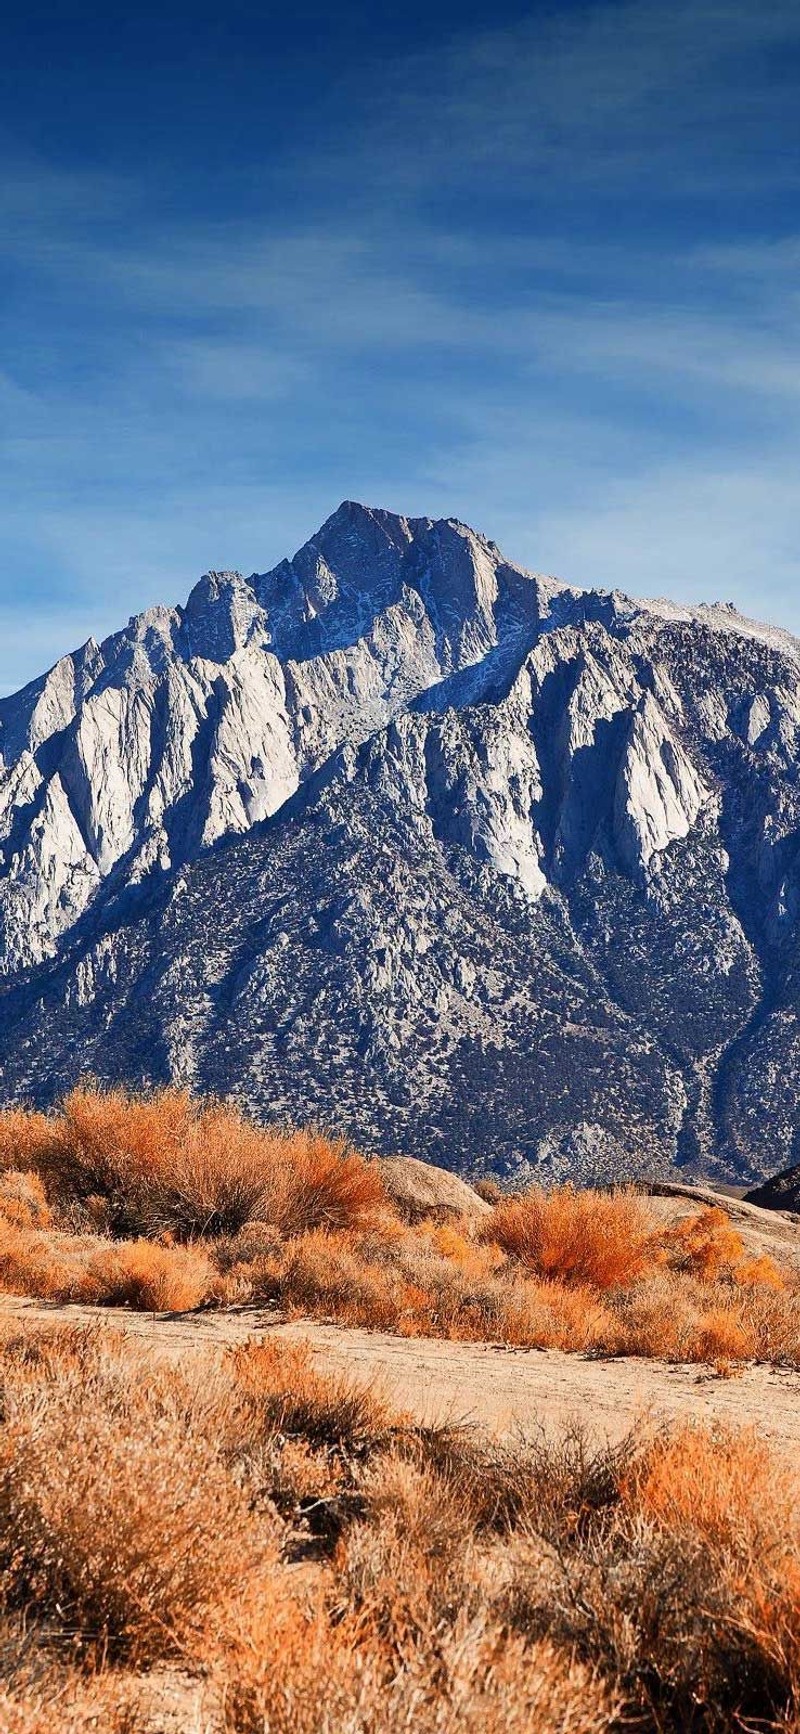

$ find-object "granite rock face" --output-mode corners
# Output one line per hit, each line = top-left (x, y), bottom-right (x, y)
(0, 501), (798, 1183)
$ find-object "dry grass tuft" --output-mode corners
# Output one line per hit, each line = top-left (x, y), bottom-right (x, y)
(267, 1128), (390, 1238)
(229, 1336), (395, 1451)
(78, 1237), (217, 1311)
(0, 1170), (52, 1230)
(21, 1084), (390, 1245)
(0, 1218), (217, 1311)
(484, 1185), (656, 1290)
(0, 1328), (277, 1667)
(660, 1204), (786, 1289)
(0, 1108), (55, 1176)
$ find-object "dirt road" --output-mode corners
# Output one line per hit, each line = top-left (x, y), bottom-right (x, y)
(3, 1294), (799, 1450)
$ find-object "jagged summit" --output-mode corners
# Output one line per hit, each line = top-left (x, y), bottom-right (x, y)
(1, 503), (799, 1185)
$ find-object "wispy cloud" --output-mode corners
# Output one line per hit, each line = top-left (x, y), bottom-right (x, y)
(1, 0), (799, 688)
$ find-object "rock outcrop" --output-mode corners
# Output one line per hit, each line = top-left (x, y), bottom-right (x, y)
(0, 500), (799, 1183)
(378, 1156), (491, 1223)
(746, 1165), (800, 1215)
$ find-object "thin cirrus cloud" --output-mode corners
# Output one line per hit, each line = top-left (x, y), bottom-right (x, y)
(0, 0), (799, 691)
(351, 0), (800, 200)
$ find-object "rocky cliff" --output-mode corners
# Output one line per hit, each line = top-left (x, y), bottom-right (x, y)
(1, 501), (798, 1182)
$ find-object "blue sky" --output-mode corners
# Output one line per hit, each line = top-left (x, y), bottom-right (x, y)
(2, 0), (800, 691)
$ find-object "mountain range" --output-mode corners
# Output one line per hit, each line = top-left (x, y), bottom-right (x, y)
(1, 500), (799, 1183)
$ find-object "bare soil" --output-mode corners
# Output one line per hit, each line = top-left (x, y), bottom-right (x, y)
(3, 1294), (799, 1452)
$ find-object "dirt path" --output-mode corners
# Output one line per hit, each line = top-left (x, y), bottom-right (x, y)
(3, 1294), (800, 1449)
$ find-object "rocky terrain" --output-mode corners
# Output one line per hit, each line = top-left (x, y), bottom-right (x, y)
(0, 500), (799, 1182)
(747, 1162), (800, 1214)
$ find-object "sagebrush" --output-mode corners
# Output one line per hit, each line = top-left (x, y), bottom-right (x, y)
(0, 1321), (798, 1731)
(0, 1088), (798, 1368)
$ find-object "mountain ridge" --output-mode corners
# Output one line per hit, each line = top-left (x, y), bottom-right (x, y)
(1, 501), (799, 1185)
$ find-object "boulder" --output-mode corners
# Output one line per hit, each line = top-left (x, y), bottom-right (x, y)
(378, 1156), (491, 1224)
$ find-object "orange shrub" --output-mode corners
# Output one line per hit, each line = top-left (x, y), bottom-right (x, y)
(27, 1085), (389, 1244)
(0, 1217), (214, 1312)
(0, 1108), (55, 1175)
(146, 1109), (281, 1240)
(0, 1170), (52, 1230)
(251, 1227), (409, 1331)
(625, 1423), (797, 1550)
(0, 1672), (143, 1734)
(497, 1279), (619, 1353)
(685, 1304), (754, 1365)
(0, 1337), (275, 1665)
(661, 1206), (748, 1280)
(220, 1588), (620, 1734)
(37, 1084), (272, 1239)
(77, 1239), (215, 1311)
(0, 1220), (93, 1302)
(734, 1253), (786, 1289)
(229, 1337), (393, 1449)
(659, 1207), (787, 1293)
(268, 1129), (389, 1237)
(485, 1186), (657, 1290)
(422, 1220), (505, 1274)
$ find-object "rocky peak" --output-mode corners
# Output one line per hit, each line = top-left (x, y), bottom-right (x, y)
(2, 503), (800, 1188)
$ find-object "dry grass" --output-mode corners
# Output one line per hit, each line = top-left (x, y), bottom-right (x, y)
(230, 1336), (395, 1450)
(13, 1085), (388, 1242)
(268, 1129), (389, 1237)
(0, 1109), (54, 1176)
(0, 1216), (218, 1310)
(0, 1320), (799, 1732)
(660, 1204), (786, 1287)
(505, 1420), (800, 1729)
(0, 1170), (52, 1230)
(0, 1088), (799, 1368)
(484, 1184), (657, 1289)
(0, 1328), (277, 1666)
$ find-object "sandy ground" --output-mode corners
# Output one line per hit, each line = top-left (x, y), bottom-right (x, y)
(3, 1293), (800, 1452)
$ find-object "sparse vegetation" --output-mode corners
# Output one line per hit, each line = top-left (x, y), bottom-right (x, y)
(0, 1320), (798, 1731)
(0, 1086), (798, 1371)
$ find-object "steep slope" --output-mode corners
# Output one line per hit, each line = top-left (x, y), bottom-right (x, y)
(0, 502), (799, 1181)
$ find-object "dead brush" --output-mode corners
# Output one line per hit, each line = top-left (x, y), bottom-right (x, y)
(0, 1320), (798, 1732)
(228, 1337), (397, 1453)
(660, 1205), (785, 1289)
(0, 1109), (55, 1177)
(503, 1421), (800, 1730)
(0, 1330), (279, 1666)
(24, 1084), (391, 1244)
(0, 1218), (216, 1312)
(267, 1128), (390, 1238)
(484, 1185), (657, 1290)
(405, 1421), (636, 1543)
(218, 1604), (621, 1734)
(0, 1671), (144, 1734)
(0, 1170), (52, 1231)
(336, 1450), (480, 1652)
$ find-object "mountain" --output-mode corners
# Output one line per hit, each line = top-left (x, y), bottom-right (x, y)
(1, 500), (799, 1183)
